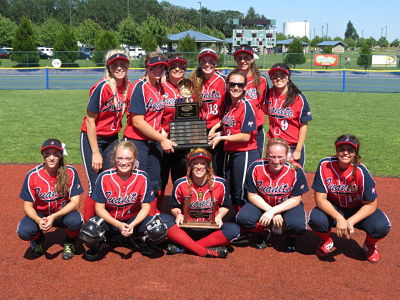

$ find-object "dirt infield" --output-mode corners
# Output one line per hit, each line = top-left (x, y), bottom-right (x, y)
(1, 164), (398, 299)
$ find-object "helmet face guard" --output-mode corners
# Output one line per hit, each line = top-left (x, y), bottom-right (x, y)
(79, 216), (107, 249)
(144, 215), (168, 244)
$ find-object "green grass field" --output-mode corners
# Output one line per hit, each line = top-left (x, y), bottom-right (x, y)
(0, 90), (398, 177)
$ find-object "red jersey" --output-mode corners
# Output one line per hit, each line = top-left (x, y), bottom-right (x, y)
(265, 87), (312, 145)
(171, 176), (230, 222)
(245, 159), (309, 206)
(124, 78), (164, 140)
(200, 71), (226, 129)
(81, 78), (131, 136)
(244, 75), (268, 127)
(161, 81), (184, 134)
(92, 168), (153, 221)
(312, 156), (377, 209)
(19, 164), (84, 216)
(221, 98), (257, 152)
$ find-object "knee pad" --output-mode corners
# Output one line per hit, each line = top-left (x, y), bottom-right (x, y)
(79, 216), (106, 249)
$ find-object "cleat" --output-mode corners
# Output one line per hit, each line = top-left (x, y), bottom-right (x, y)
(29, 239), (44, 258)
(84, 247), (100, 261)
(252, 230), (271, 250)
(316, 238), (334, 258)
(205, 246), (228, 258)
(284, 236), (296, 253)
(62, 242), (75, 260)
(363, 244), (382, 263)
(166, 243), (185, 255)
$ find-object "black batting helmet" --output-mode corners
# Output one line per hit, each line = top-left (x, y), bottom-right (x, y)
(144, 215), (168, 244)
(79, 216), (107, 249)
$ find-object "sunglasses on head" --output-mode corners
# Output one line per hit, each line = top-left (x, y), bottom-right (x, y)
(228, 81), (246, 88)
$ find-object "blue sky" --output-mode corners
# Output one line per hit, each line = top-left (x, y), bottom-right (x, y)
(169, 0), (399, 41)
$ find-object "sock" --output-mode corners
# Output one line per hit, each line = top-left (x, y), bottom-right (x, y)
(313, 230), (332, 242)
(166, 225), (207, 256)
(156, 190), (165, 212)
(364, 234), (382, 246)
(196, 230), (228, 248)
(65, 229), (80, 240)
(83, 195), (96, 222)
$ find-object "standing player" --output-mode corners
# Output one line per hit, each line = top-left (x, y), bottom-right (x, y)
(165, 148), (240, 258)
(309, 134), (390, 262)
(17, 139), (83, 260)
(208, 70), (258, 208)
(157, 55), (189, 210)
(189, 48), (226, 176)
(123, 52), (175, 212)
(80, 49), (131, 221)
(263, 63), (312, 167)
(236, 138), (309, 251)
(234, 45), (268, 157)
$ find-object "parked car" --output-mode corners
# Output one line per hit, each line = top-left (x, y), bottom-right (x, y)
(0, 48), (10, 59)
(127, 46), (146, 59)
(37, 47), (53, 59)
(79, 46), (94, 60)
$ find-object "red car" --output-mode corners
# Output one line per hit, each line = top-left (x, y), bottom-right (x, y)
(0, 49), (10, 59)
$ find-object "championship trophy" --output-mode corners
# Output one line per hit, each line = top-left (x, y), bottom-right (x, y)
(169, 78), (209, 149)
(180, 198), (220, 229)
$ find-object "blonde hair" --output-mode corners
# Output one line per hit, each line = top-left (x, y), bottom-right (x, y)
(104, 49), (129, 113)
(110, 140), (138, 168)
(266, 138), (298, 170)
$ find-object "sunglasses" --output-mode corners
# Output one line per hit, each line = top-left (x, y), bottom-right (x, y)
(168, 64), (186, 71)
(228, 81), (246, 88)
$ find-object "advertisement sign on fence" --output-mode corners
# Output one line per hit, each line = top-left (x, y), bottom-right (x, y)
(372, 55), (397, 66)
(314, 54), (339, 66)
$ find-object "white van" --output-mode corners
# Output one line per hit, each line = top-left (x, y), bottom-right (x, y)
(127, 46), (146, 59)
(37, 47), (54, 58)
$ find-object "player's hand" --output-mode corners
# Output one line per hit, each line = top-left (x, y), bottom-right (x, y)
(161, 128), (168, 138)
(119, 222), (131, 237)
(175, 213), (184, 226)
(41, 216), (54, 232)
(38, 217), (48, 231)
(292, 149), (301, 161)
(272, 214), (283, 228)
(259, 210), (274, 227)
(335, 216), (350, 239)
(347, 220), (355, 238)
(92, 152), (103, 173)
(209, 136), (223, 149)
(215, 215), (223, 228)
(161, 138), (176, 154)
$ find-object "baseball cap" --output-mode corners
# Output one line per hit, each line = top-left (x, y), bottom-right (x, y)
(335, 136), (359, 150)
(188, 151), (211, 163)
(167, 56), (188, 67)
(146, 55), (167, 67)
(233, 44), (254, 57)
(198, 48), (218, 61)
(268, 63), (291, 77)
(40, 138), (63, 152)
(106, 53), (129, 66)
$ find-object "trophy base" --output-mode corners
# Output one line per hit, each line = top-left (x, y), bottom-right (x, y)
(180, 222), (220, 229)
(170, 120), (209, 150)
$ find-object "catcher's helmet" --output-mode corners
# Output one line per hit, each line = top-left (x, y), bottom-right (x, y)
(144, 215), (168, 244)
(79, 216), (107, 248)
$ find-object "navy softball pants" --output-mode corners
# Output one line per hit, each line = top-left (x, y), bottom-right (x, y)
(308, 206), (391, 239)
(80, 132), (118, 195)
(17, 211), (82, 241)
(256, 125), (266, 158)
(236, 202), (307, 235)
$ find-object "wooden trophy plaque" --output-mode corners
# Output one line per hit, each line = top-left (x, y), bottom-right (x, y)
(169, 78), (209, 150)
(180, 198), (220, 229)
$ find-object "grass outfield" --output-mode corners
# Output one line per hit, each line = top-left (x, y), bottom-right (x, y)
(0, 90), (398, 177)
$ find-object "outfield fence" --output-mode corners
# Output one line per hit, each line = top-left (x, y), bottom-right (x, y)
(1, 67), (399, 93)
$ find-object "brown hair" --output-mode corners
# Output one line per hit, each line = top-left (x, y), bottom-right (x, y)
(266, 138), (298, 170)
(335, 134), (361, 187)
(225, 69), (247, 107)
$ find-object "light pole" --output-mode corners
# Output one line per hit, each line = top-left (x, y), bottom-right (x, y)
(304, 20), (307, 38)
(385, 25), (387, 38)
(321, 25), (324, 38)
(198, 1), (202, 30)
(326, 23), (328, 37)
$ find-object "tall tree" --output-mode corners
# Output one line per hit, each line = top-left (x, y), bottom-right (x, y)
(37, 18), (62, 47)
(93, 30), (119, 65)
(11, 16), (39, 65)
(118, 17), (141, 46)
(344, 21), (359, 40)
(0, 15), (16, 46)
(140, 16), (167, 48)
(357, 44), (372, 70)
(377, 37), (389, 48)
(283, 39), (306, 68)
(75, 19), (102, 46)
(53, 24), (79, 66)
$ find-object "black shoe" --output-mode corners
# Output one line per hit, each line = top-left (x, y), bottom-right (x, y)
(166, 243), (185, 255)
(205, 246), (228, 258)
(252, 231), (271, 250)
(284, 236), (296, 253)
(29, 233), (45, 258)
(84, 247), (100, 261)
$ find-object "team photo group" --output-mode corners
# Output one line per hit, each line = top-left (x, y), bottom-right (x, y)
(17, 45), (391, 263)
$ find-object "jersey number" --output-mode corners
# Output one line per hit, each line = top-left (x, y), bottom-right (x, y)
(208, 104), (218, 115)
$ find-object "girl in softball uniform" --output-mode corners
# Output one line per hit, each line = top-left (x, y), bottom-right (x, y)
(234, 44), (268, 157)
(263, 63), (312, 167)
(236, 138), (309, 252)
(17, 139), (83, 260)
(80, 50), (131, 221)
(208, 70), (259, 208)
(309, 134), (390, 262)
(165, 148), (240, 258)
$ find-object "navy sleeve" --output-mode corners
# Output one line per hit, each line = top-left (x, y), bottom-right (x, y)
(312, 161), (327, 193)
(244, 161), (258, 194)
(291, 167), (309, 196)
(359, 165), (377, 202)
(129, 80), (146, 115)
(299, 93), (312, 123)
(241, 100), (257, 132)
(69, 166), (84, 197)
(91, 173), (107, 203)
(87, 81), (106, 113)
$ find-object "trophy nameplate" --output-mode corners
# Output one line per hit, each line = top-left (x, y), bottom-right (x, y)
(180, 198), (220, 229)
(170, 78), (209, 149)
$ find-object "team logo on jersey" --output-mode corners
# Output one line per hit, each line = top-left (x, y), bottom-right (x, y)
(268, 107), (294, 119)
(325, 178), (358, 194)
(256, 181), (293, 196)
(201, 90), (221, 103)
(245, 88), (258, 100)
(35, 188), (64, 202)
(146, 97), (164, 112)
(222, 115), (236, 127)
(162, 94), (178, 108)
(248, 121), (254, 127)
(105, 191), (139, 206)
(101, 98), (125, 113)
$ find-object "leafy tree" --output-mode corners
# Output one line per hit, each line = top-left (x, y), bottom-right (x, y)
(75, 19), (102, 46)
(177, 34), (196, 53)
(344, 21), (359, 40)
(299, 36), (309, 43)
(11, 16), (39, 65)
(276, 32), (287, 41)
(390, 39), (400, 47)
(201, 26), (225, 40)
(140, 16), (167, 48)
(130, 0), (163, 23)
(357, 44), (372, 70)
(168, 19), (196, 34)
(357, 37), (366, 48)
(377, 37), (389, 48)
(323, 46), (333, 54)
(140, 27), (158, 52)
(344, 38), (356, 49)
(37, 18), (62, 47)
(366, 37), (376, 47)
(0, 14), (16, 46)
(283, 39), (306, 68)
(118, 17), (141, 46)
(245, 7), (260, 19)
(93, 30), (119, 65)
(53, 24), (79, 66)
